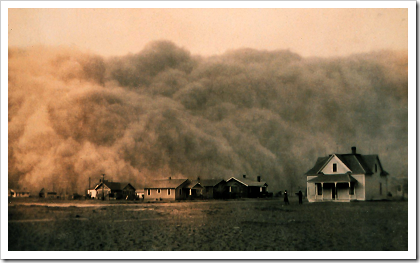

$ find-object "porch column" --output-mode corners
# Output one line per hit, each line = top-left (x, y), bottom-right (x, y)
(349, 182), (351, 201)
(189, 189), (192, 196)
(354, 183), (357, 200)
(321, 182), (324, 201)
(315, 183), (317, 200)
(334, 182), (337, 200)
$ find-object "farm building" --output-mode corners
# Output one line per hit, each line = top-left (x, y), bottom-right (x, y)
(39, 188), (58, 198)
(135, 189), (145, 199)
(9, 189), (31, 198)
(198, 179), (227, 199)
(305, 147), (389, 202)
(87, 188), (97, 199)
(87, 181), (100, 199)
(184, 180), (203, 199)
(144, 178), (190, 201)
(225, 175), (268, 198)
(95, 180), (136, 200)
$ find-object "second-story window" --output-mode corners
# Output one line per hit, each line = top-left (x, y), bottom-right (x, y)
(333, 163), (337, 172)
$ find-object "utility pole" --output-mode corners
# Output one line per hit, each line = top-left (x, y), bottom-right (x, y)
(102, 174), (105, 201)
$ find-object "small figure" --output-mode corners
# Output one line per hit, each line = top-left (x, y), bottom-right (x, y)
(298, 190), (303, 204)
(284, 190), (289, 205)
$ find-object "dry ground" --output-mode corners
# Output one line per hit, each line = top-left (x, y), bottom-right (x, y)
(8, 198), (407, 251)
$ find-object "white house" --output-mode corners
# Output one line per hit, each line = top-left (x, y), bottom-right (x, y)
(305, 147), (389, 202)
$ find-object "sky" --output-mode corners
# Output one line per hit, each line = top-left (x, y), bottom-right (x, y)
(8, 8), (408, 58)
(6, 6), (410, 193)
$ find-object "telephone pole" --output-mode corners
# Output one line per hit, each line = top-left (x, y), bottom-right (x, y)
(102, 174), (105, 201)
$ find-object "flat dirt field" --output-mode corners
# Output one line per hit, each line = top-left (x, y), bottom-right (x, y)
(8, 198), (407, 251)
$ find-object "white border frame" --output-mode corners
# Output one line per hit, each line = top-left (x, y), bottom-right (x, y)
(1, 1), (416, 260)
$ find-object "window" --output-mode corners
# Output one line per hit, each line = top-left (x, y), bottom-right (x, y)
(260, 187), (263, 192)
(397, 185), (402, 191)
(375, 164), (377, 173)
(229, 186), (232, 193)
(147, 189), (151, 196)
(379, 183), (382, 195)
(349, 183), (355, 195)
(179, 189), (182, 195)
(168, 189), (171, 195)
(317, 184), (322, 195)
(157, 189), (161, 194)
(333, 163), (337, 172)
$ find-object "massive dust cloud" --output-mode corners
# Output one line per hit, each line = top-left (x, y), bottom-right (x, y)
(8, 41), (408, 193)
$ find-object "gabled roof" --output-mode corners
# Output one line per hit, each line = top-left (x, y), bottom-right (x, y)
(144, 179), (189, 189)
(305, 152), (389, 176)
(226, 177), (268, 187)
(95, 181), (135, 191)
(185, 181), (203, 189)
(197, 179), (226, 187)
(89, 183), (100, 190)
(305, 156), (330, 175)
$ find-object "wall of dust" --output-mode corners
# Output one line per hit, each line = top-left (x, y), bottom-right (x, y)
(8, 41), (408, 194)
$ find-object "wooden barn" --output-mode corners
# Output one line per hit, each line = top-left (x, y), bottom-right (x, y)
(94, 180), (136, 200)
(225, 175), (268, 198)
(144, 178), (190, 201)
(305, 147), (389, 202)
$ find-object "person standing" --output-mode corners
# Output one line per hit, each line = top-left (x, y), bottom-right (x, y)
(284, 190), (289, 205)
(298, 190), (303, 204)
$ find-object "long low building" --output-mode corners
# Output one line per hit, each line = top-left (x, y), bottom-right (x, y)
(144, 176), (268, 201)
(144, 178), (190, 201)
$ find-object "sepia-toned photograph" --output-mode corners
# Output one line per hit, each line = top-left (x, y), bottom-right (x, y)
(2, 1), (415, 260)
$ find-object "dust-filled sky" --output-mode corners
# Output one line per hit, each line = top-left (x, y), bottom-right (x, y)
(9, 8), (407, 58)
(8, 8), (408, 194)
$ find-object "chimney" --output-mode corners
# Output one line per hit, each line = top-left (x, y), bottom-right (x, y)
(243, 175), (246, 178)
(257, 176), (261, 182)
(169, 177), (171, 180)
(351, 146), (356, 154)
